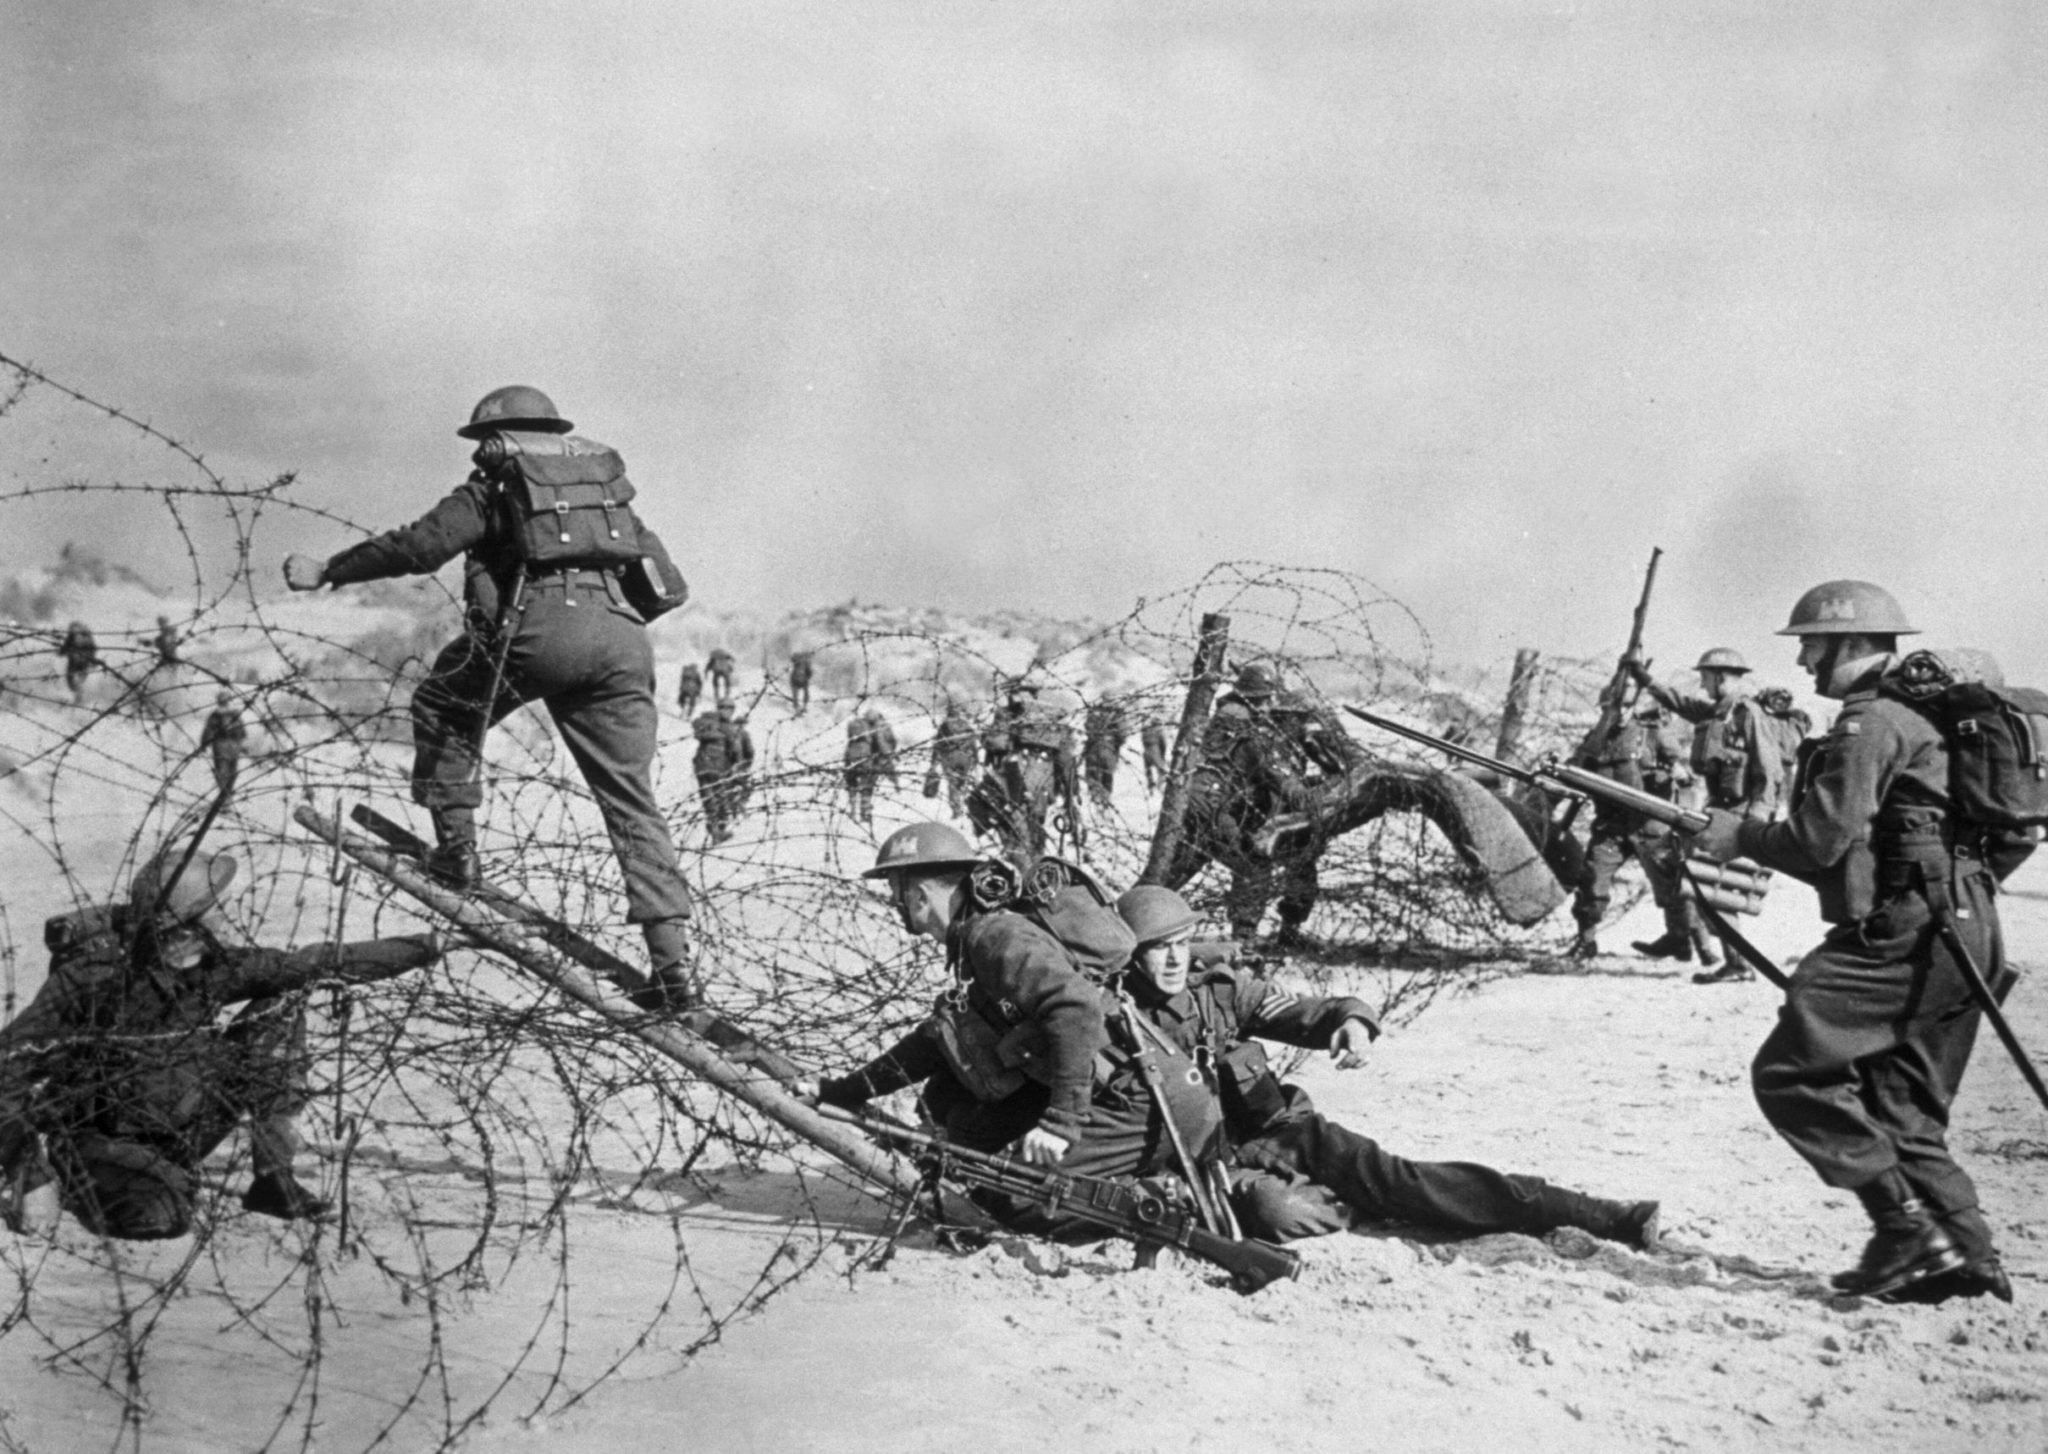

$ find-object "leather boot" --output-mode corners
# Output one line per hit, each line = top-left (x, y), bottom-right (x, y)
(1881, 1256), (2015, 1305)
(242, 1172), (333, 1222)
(1535, 1187), (1661, 1250)
(426, 807), (479, 891)
(1566, 931), (1600, 960)
(1834, 1169), (1966, 1298)
(632, 918), (697, 1011)
(1630, 932), (1693, 961)
(1692, 958), (1756, 986)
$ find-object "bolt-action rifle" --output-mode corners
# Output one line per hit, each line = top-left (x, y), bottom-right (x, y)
(1571, 547), (1663, 784)
(816, 1105), (1300, 1295)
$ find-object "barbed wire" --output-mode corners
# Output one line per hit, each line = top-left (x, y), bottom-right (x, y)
(0, 355), (1617, 1452)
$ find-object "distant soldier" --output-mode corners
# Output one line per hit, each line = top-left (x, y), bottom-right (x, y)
(152, 615), (181, 668)
(972, 679), (1070, 856)
(1141, 719), (1171, 794)
(1630, 647), (1785, 983)
(0, 838), (442, 1239)
(694, 699), (744, 843)
(281, 385), (698, 1008)
(722, 697), (757, 819)
(59, 621), (98, 700)
(676, 662), (703, 721)
(707, 647), (736, 702)
(1685, 581), (2031, 1303)
(1568, 698), (1700, 962)
(199, 689), (248, 797)
(1081, 697), (1130, 810)
(925, 698), (981, 817)
(843, 710), (886, 824)
(788, 651), (813, 716)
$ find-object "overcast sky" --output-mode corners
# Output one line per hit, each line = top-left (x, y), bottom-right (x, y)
(6, 1), (2047, 682)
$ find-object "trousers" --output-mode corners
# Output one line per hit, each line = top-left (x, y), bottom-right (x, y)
(409, 579), (692, 924)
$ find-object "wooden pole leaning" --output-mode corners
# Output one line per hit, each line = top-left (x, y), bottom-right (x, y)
(291, 803), (925, 1201)
(1139, 612), (1231, 886)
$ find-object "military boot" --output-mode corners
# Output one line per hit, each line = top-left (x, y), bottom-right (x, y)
(1533, 1187), (1661, 1250)
(1833, 1169), (1966, 1298)
(1880, 1256), (2015, 1305)
(1629, 932), (1693, 961)
(242, 1172), (333, 1222)
(425, 806), (479, 892)
(1692, 953), (1755, 986)
(1566, 931), (1601, 960)
(632, 917), (697, 1011)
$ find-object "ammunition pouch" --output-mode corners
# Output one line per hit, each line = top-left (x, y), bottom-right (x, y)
(930, 993), (1046, 1103)
(1216, 1039), (1287, 1134)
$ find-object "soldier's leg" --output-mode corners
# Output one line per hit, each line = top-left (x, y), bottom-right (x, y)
(1015, 756), (1057, 857)
(1238, 1114), (1656, 1246)
(1570, 822), (1628, 952)
(410, 633), (527, 883)
(47, 1133), (196, 1241)
(1274, 854), (1320, 946)
(219, 999), (331, 1219)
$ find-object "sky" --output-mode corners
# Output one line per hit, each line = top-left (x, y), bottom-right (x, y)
(6, 1), (2048, 683)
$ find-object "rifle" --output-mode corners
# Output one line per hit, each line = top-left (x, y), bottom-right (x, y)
(1344, 705), (1795, 989)
(816, 1105), (1300, 1295)
(1573, 548), (1662, 779)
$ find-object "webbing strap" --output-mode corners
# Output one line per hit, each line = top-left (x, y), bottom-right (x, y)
(1919, 871), (2048, 1114)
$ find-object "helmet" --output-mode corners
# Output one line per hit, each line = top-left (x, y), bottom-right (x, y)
(1778, 580), (1919, 637)
(215, 688), (234, 706)
(1694, 647), (1750, 674)
(1115, 885), (1199, 945)
(456, 385), (574, 440)
(131, 840), (239, 925)
(715, 697), (736, 715)
(861, 822), (982, 880)
(1233, 663), (1280, 700)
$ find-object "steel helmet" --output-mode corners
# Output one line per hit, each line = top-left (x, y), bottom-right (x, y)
(860, 822), (982, 879)
(1694, 647), (1751, 674)
(1115, 885), (1200, 945)
(456, 385), (574, 440)
(1234, 663), (1280, 700)
(131, 840), (239, 925)
(215, 688), (234, 705)
(1778, 580), (1919, 637)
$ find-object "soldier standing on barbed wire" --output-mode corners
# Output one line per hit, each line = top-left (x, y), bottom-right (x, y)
(1685, 580), (2031, 1304)
(1631, 647), (1791, 983)
(676, 661), (703, 721)
(281, 386), (699, 1010)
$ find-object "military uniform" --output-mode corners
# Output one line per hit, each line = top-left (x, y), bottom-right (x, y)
(59, 622), (97, 699)
(928, 705), (980, 817)
(1642, 682), (1784, 819)
(843, 712), (887, 823)
(199, 701), (247, 796)
(1733, 668), (2020, 1271)
(707, 648), (735, 702)
(0, 913), (435, 1239)
(1170, 690), (1321, 941)
(1141, 722), (1170, 794)
(1081, 700), (1129, 810)
(152, 618), (181, 668)
(788, 652), (813, 715)
(319, 467), (696, 932)
(1132, 951), (1652, 1243)
(676, 663), (703, 721)
(693, 708), (746, 843)
(973, 693), (1070, 856)
(1570, 706), (1699, 957)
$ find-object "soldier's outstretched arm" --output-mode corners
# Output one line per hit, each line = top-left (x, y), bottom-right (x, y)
(214, 934), (443, 1001)
(285, 485), (492, 591)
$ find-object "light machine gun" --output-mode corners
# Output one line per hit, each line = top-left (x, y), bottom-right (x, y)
(816, 1105), (1301, 1295)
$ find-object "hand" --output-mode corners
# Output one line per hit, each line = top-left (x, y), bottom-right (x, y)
(1329, 1018), (1376, 1070)
(1019, 1126), (1070, 1166)
(1685, 807), (1745, 863)
(1625, 656), (1653, 687)
(283, 553), (327, 592)
(793, 1079), (823, 1107)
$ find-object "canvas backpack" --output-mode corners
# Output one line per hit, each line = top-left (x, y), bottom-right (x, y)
(1883, 649), (2048, 831)
(475, 431), (689, 619)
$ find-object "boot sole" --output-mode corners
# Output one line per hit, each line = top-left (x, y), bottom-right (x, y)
(1849, 1245), (1968, 1300)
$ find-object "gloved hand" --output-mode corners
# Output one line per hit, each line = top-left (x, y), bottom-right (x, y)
(283, 553), (327, 592)
(1685, 807), (1745, 863)
(812, 1075), (872, 1112)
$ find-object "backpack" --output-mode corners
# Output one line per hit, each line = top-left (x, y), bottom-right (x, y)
(476, 431), (689, 619)
(1883, 649), (2048, 831)
(1750, 688), (1812, 804)
(967, 856), (1137, 982)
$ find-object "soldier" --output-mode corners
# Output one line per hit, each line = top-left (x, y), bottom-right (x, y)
(280, 386), (698, 1008)
(0, 839), (442, 1239)
(1141, 718), (1171, 794)
(200, 688), (248, 797)
(843, 709), (885, 824)
(1567, 699), (1700, 962)
(1172, 664), (1323, 944)
(152, 615), (181, 668)
(1113, 886), (1662, 1247)
(788, 651), (813, 715)
(926, 697), (980, 818)
(973, 679), (1070, 857)
(1631, 647), (1785, 983)
(693, 698), (744, 844)
(1081, 696), (1129, 811)
(59, 620), (97, 701)
(809, 825), (1109, 1167)
(707, 647), (736, 702)
(1686, 581), (2026, 1303)
(676, 661), (703, 721)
